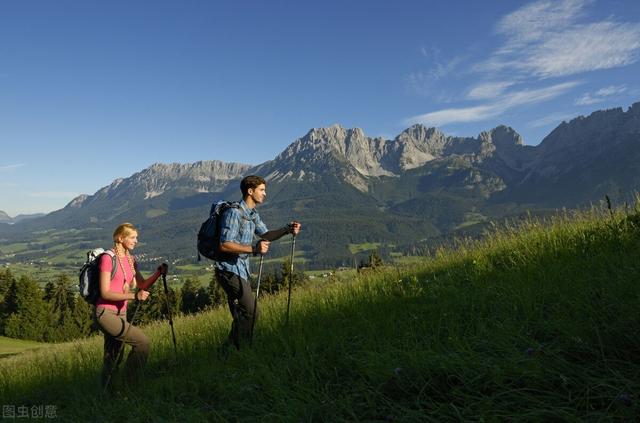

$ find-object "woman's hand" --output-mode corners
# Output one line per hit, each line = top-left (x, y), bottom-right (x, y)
(157, 263), (169, 275)
(135, 290), (150, 301)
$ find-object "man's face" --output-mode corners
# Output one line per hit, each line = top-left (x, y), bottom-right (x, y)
(249, 183), (267, 204)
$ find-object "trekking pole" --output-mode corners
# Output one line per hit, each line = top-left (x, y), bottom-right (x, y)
(285, 233), (297, 326)
(102, 299), (142, 395)
(161, 273), (178, 357)
(250, 254), (265, 346)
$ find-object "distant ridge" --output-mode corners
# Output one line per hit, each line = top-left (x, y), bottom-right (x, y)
(1, 101), (639, 267)
(0, 210), (45, 225)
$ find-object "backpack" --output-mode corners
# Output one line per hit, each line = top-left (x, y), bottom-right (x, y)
(197, 201), (241, 261)
(78, 248), (117, 304)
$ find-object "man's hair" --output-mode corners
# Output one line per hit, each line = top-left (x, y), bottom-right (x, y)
(240, 175), (266, 196)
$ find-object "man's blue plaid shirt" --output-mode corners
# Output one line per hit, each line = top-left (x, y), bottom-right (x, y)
(215, 200), (268, 281)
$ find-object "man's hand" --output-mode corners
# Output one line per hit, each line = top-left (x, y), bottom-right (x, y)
(254, 240), (270, 255)
(288, 221), (302, 236)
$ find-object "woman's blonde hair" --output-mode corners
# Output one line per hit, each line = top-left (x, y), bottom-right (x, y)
(113, 222), (138, 243)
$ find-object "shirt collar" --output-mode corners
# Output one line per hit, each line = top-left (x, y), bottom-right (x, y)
(239, 199), (256, 217)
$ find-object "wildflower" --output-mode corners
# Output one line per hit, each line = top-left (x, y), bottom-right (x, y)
(393, 367), (403, 376)
(525, 347), (534, 356)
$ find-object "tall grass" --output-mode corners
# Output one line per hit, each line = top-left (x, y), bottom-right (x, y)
(1, 205), (639, 421)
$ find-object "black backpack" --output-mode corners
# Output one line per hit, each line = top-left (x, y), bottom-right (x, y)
(197, 201), (240, 261)
(78, 248), (117, 304)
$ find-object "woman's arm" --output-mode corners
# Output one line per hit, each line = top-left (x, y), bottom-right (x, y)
(135, 263), (168, 290)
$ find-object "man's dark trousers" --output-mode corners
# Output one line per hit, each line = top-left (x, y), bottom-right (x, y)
(215, 268), (258, 349)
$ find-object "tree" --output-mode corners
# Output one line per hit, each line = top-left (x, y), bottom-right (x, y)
(45, 274), (82, 341)
(180, 278), (200, 314)
(280, 259), (307, 290)
(260, 272), (281, 295)
(195, 287), (209, 311)
(207, 275), (225, 309)
(0, 268), (14, 302)
(0, 278), (18, 335)
(72, 297), (95, 337)
(134, 283), (180, 325)
(369, 251), (384, 268)
(4, 275), (49, 341)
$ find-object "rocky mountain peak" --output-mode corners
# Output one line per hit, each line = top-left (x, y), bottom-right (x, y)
(63, 160), (252, 209)
(394, 124), (448, 158)
(397, 124), (443, 142)
(538, 103), (640, 157)
(479, 125), (524, 148)
(65, 194), (89, 209)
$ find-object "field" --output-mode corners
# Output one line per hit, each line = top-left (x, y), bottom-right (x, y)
(1, 206), (639, 421)
(0, 337), (48, 359)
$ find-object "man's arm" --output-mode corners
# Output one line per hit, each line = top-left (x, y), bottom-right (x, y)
(218, 207), (271, 254)
(260, 221), (301, 241)
(219, 240), (269, 255)
(260, 226), (290, 241)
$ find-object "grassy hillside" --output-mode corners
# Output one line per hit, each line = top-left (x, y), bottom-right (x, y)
(0, 336), (49, 359)
(1, 206), (639, 421)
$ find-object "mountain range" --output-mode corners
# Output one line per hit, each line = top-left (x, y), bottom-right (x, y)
(0, 211), (45, 225)
(1, 102), (639, 269)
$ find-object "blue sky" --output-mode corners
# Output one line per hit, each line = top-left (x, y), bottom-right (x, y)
(1, 0), (639, 216)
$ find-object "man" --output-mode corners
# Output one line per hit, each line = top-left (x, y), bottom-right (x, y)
(215, 175), (301, 350)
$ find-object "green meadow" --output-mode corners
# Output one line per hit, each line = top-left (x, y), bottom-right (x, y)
(0, 336), (49, 359)
(1, 205), (639, 421)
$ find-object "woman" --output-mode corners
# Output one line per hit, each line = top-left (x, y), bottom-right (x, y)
(95, 222), (167, 389)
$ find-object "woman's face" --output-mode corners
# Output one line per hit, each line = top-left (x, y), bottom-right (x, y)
(119, 231), (138, 251)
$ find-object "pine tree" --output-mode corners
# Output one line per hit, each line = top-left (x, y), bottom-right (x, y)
(45, 274), (81, 341)
(180, 278), (200, 314)
(195, 287), (209, 311)
(260, 272), (280, 295)
(0, 268), (14, 302)
(1, 278), (20, 334)
(134, 284), (177, 325)
(207, 275), (225, 309)
(72, 297), (95, 337)
(4, 275), (49, 341)
(281, 259), (307, 290)
(43, 280), (55, 302)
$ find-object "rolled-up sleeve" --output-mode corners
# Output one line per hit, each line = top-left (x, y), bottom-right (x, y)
(254, 214), (268, 237)
(219, 208), (242, 243)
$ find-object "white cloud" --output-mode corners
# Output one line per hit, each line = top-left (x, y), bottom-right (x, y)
(481, 0), (640, 78)
(405, 104), (497, 127)
(27, 191), (79, 199)
(405, 0), (638, 130)
(406, 47), (465, 98)
(596, 85), (628, 97)
(467, 81), (515, 100)
(575, 84), (627, 105)
(405, 81), (579, 127)
(528, 111), (580, 128)
(496, 0), (587, 48)
(0, 164), (25, 171)
(523, 22), (640, 78)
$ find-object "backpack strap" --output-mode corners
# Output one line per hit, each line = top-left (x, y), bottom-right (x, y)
(103, 250), (117, 280)
(226, 201), (256, 223)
